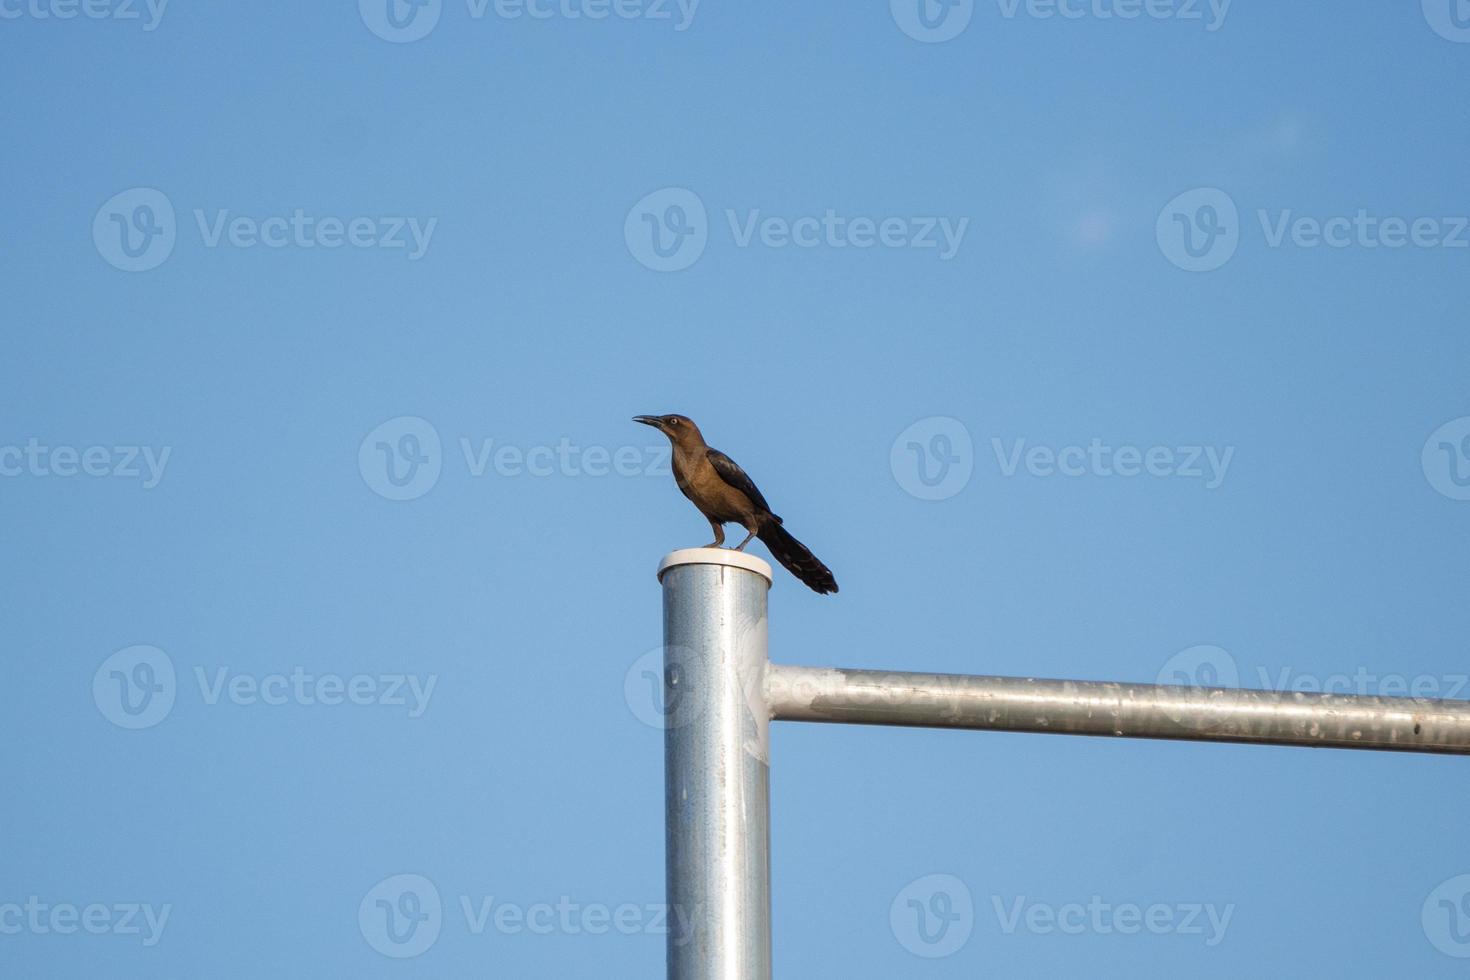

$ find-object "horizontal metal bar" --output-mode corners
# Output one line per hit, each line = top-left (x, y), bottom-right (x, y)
(765, 665), (1470, 755)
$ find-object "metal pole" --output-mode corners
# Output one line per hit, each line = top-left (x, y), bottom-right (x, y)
(659, 549), (773, 980)
(765, 664), (1470, 754)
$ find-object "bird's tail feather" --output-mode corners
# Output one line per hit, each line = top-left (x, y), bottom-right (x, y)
(757, 522), (838, 595)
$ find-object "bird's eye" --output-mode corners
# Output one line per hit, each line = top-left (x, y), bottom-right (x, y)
(668, 418), (679, 426)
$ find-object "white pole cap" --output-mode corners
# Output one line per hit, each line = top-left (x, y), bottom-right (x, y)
(657, 547), (774, 586)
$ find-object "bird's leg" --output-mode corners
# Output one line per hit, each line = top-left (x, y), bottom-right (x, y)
(703, 519), (726, 549)
(733, 525), (758, 551)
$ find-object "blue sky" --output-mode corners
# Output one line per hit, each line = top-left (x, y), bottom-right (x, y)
(3, 1), (1470, 976)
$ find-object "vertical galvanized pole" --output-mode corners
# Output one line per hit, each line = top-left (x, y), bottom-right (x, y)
(659, 548), (773, 980)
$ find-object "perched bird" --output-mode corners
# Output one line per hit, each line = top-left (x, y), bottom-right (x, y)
(634, 414), (838, 595)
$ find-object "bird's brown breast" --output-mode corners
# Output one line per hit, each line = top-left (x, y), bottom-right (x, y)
(673, 448), (757, 525)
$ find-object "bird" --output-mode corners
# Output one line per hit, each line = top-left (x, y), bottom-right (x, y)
(634, 414), (838, 595)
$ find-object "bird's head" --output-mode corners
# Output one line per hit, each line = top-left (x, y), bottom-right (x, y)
(633, 413), (703, 446)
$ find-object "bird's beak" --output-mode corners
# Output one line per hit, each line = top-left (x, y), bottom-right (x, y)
(632, 415), (663, 429)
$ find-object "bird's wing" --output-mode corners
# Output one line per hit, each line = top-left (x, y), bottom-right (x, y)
(706, 448), (777, 519)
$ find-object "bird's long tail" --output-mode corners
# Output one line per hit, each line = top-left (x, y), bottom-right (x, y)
(757, 521), (838, 595)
